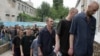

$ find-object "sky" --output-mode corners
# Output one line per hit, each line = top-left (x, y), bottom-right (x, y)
(22, 0), (78, 8)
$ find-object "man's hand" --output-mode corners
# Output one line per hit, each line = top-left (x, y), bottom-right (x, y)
(54, 46), (59, 54)
(38, 52), (43, 56)
(21, 52), (24, 56)
(12, 52), (14, 56)
(68, 48), (73, 56)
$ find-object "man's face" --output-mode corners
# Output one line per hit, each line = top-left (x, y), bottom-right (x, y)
(88, 4), (99, 15)
(47, 18), (54, 27)
(71, 10), (78, 18)
(26, 29), (31, 36)
(19, 30), (23, 36)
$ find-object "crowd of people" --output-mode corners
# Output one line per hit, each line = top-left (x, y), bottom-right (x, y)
(0, 24), (39, 56)
(0, 1), (99, 56)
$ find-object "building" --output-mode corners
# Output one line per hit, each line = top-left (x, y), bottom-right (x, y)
(75, 0), (90, 13)
(0, 0), (36, 22)
(17, 0), (36, 21)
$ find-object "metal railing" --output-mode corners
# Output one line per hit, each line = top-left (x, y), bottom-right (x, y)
(0, 34), (10, 45)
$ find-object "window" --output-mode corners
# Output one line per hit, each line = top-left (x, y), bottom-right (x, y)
(12, 15), (15, 17)
(18, 3), (20, 10)
(12, 0), (16, 2)
(27, 7), (29, 13)
(23, 5), (25, 11)
(25, 6), (26, 12)
(22, 5), (24, 11)
(30, 9), (31, 13)
(5, 14), (10, 16)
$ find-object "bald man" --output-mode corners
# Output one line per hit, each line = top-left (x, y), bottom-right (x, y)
(68, 1), (99, 56)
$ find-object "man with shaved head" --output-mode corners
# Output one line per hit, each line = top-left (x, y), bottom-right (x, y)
(55, 8), (78, 56)
(68, 1), (99, 56)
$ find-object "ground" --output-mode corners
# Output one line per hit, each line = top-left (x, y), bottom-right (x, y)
(1, 50), (12, 56)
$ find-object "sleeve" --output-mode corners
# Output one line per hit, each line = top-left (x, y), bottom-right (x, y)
(33, 35), (35, 40)
(53, 29), (56, 46)
(56, 20), (63, 36)
(30, 40), (35, 49)
(69, 16), (78, 35)
(38, 30), (43, 47)
(92, 18), (96, 35)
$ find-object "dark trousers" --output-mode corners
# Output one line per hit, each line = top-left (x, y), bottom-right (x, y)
(61, 52), (69, 56)
(14, 52), (21, 56)
(74, 53), (92, 56)
(43, 52), (56, 56)
(24, 53), (30, 56)
(74, 51), (93, 56)
(14, 49), (21, 56)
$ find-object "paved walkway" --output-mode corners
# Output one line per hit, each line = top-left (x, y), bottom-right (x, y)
(0, 50), (12, 56)
(0, 33), (100, 56)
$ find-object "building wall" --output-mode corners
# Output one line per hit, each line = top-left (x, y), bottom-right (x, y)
(97, 0), (100, 32)
(17, 1), (36, 17)
(76, 0), (87, 13)
(0, 0), (17, 22)
(0, 0), (35, 22)
(76, 0), (82, 13)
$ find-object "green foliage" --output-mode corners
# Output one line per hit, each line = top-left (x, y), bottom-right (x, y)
(17, 0), (69, 22)
(49, 7), (57, 19)
(36, 1), (69, 21)
(50, 6), (69, 19)
(36, 2), (51, 21)
(53, 0), (63, 9)
(18, 13), (40, 22)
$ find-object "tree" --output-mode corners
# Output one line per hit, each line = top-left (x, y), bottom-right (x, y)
(37, 2), (51, 21)
(36, 1), (69, 21)
(50, 7), (57, 19)
(50, 0), (69, 19)
(53, 0), (63, 9)
(50, 6), (69, 19)
(57, 6), (69, 19)
(17, 13), (40, 22)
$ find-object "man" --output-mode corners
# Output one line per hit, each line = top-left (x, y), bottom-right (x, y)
(30, 35), (38, 56)
(55, 8), (78, 56)
(12, 30), (23, 56)
(68, 1), (99, 56)
(20, 29), (35, 56)
(30, 28), (41, 56)
(38, 18), (56, 56)
(14, 25), (19, 36)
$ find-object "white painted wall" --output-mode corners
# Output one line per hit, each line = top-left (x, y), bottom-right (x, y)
(76, 1), (82, 13)
(0, 0), (35, 22)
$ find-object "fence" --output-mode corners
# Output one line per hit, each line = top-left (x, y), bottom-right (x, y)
(0, 34), (10, 45)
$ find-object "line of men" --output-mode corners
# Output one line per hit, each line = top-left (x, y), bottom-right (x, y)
(12, 1), (99, 56)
